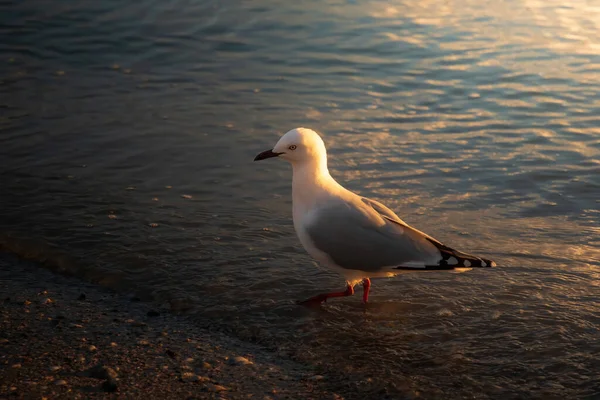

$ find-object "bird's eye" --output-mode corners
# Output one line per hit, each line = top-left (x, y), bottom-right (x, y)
(288, 145), (297, 150)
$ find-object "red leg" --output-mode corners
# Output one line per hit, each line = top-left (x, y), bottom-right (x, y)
(298, 284), (355, 307)
(362, 278), (371, 303)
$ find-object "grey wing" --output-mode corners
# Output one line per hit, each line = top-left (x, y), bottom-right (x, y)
(305, 197), (441, 271)
(361, 197), (445, 247)
(362, 197), (497, 269)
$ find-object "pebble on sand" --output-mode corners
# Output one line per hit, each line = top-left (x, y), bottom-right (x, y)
(102, 378), (118, 392)
(228, 356), (253, 366)
(180, 372), (199, 382)
(201, 361), (212, 370)
(84, 364), (118, 380)
(54, 379), (68, 386)
(166, 349), (177, 359)
(205, 383), (228, 392)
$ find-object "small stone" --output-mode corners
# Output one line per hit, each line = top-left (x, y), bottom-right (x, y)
(180, 372), (199, 382)
(54, 379), (67, 386)
(102, 378), (118, 392)
(147, 310), (160, 317)
(110, 342), (117, 347)
(206, 383), (227, 392)
(228, 356), (253, 366)
(181, 194), (192, 199)
(49, 366), (61, 372)
(184, 357), (194, 363)
(166, 349), (176, 359)
(11, 363), (22, 369)
(108, 214), (117, 219)
(41, 298), (53, 304)
(70, 323), (84, 329)
(310, 375), (325, 381)
(23, 300), (31, 306)
(149, 223), (159, 228)
(85, 364), (118, 380)
(152, 197), (159, 201)
(88, 345), (97, 352)
(137, 339), (150, 346)
(201, 362), (212, 370)
(0, 338), (9, 344)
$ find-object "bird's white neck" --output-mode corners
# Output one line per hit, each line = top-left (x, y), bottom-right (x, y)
(291, 158), (340, 215)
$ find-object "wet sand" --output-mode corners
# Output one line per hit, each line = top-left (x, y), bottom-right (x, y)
(0, 253), (341, 399)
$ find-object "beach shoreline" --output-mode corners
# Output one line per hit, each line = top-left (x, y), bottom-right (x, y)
(0, 252), (341, 400)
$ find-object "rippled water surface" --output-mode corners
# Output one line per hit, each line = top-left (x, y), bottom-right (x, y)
(1, 0), (599, 398)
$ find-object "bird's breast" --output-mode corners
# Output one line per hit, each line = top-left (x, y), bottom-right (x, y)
(292, 206), (334, 266)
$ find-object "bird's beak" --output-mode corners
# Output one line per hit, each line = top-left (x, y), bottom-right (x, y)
(254, 149), (282, 161)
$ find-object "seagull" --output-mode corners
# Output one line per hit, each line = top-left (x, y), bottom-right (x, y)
(254, 128), (496, 306)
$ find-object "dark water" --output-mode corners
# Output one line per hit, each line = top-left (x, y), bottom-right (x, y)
(1, 0), (599, 398)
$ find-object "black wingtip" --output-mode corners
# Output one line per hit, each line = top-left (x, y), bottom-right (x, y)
(425, 238), (497, 268)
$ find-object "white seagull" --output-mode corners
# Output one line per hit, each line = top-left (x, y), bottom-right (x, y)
(254, 128), (496, 306)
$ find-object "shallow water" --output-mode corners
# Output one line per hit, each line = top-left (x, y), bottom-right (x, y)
(1, 0), (599, 398)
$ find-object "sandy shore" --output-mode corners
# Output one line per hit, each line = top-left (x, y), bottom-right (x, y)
(0, 253), (341, 399)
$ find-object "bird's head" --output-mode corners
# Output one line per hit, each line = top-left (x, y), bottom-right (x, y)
(254, 127), (327, 166)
